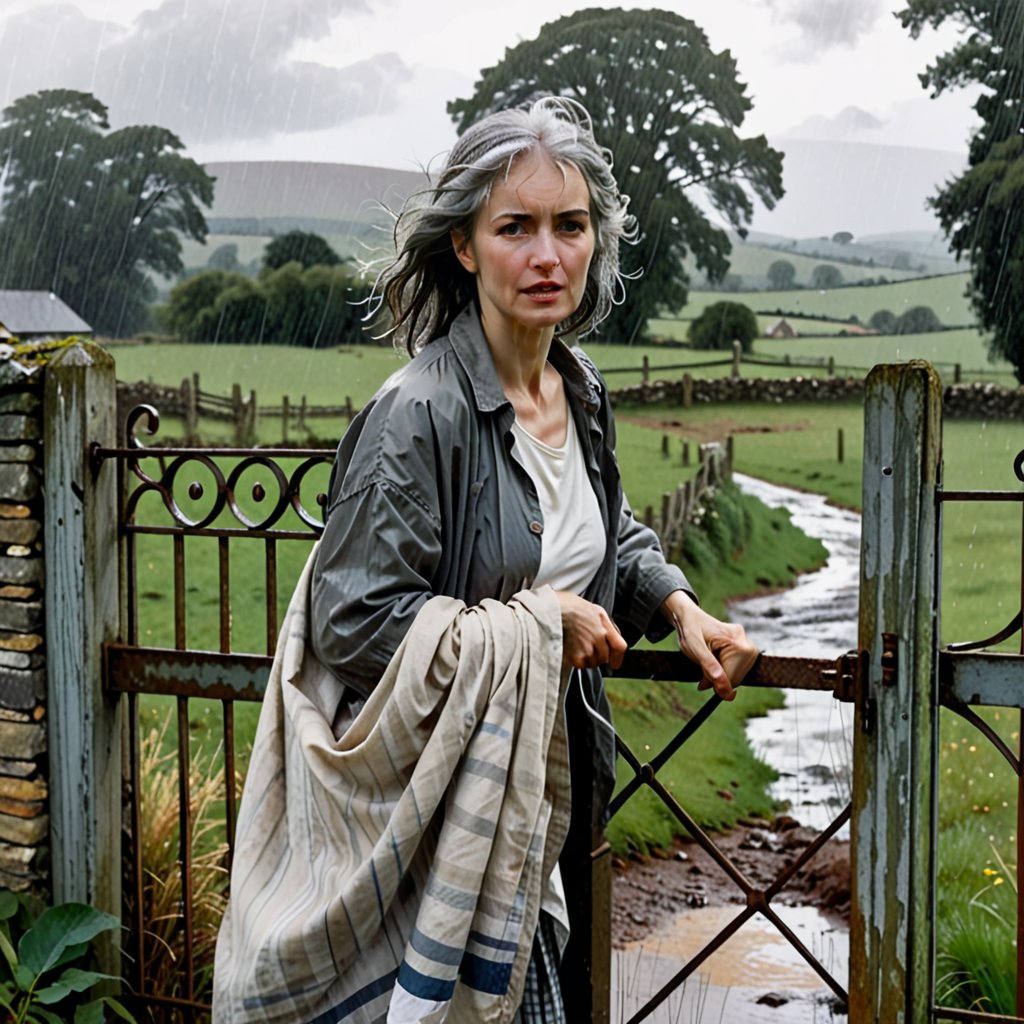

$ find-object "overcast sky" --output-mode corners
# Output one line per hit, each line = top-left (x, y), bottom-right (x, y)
(0, 0), (981, 173)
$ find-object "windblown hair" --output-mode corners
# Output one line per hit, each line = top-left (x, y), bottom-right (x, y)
(373, 96), (637, 355)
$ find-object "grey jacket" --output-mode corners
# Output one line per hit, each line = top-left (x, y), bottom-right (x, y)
(311, 303), (693, 817)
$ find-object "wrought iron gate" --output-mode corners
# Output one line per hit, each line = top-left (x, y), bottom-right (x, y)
(89, 361), (1024, 1022)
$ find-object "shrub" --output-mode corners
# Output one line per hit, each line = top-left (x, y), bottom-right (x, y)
(687, 301), (758, 353)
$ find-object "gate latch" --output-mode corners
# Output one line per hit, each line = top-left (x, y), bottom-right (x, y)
(821, 635), (898, 735)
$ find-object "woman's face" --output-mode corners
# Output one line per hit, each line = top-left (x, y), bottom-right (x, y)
(453, 150), (595, 342)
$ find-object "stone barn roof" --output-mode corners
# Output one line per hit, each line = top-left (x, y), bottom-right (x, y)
(0, 291), (92, 339)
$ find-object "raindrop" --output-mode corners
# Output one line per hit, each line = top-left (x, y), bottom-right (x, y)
(252, 483), (266, 502)
(189, 481), (204, 500)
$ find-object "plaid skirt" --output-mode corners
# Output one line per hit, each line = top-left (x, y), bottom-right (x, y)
(513, 913), (566, 1024)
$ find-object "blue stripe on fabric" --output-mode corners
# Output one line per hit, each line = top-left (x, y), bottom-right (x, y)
(410, 926), (463, 966)
(397, 960), (457, 1001)
(425, 876), (477, 911)
(461, 952), (513, 995)
(479, 721), (511, 739)
(462, 756), (508, 785)
(468, 929), (519, 953)
(445, 804), (496, 838)
(304, 967), (399, 1022)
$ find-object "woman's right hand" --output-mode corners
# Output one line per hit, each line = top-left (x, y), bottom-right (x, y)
(554, 591), (627, 671)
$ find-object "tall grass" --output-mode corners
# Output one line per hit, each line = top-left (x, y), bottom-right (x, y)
(131, 724), (231, 1007)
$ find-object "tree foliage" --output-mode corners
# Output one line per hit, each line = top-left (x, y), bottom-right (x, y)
(448, 8), (784, 343)
(162, 262), (373, 347)
(263, 230), (342, 272)
(895, 305), (942, 334)
(688, 300), (758, 352)
(810, 264), (844, 290)
(898, 0), (1024, 379)
(0, 89), (214, 337)
(766, 259), (797, 290)
(869, 309), (898, 334)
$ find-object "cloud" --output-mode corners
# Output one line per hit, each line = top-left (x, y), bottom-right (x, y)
(766, 0), (886, 55)
(0, 0), (413, 146)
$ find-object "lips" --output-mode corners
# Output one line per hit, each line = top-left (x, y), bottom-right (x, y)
(523, 281), (563, 295)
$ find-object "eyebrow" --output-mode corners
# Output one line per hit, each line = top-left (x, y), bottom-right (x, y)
(490, 207), (591, 223)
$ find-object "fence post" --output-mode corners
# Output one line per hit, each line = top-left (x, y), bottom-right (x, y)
(641, 354), (649, 383)
(850, 361), (941, 1022)
(681, 372), (693, 408)
(43, 343), (120, 974)
(682, 440), (690, 467)
(828, 355), (835, 377)
(837, 427), (845, 464)
(230, 383), (242, 444)
(282, 395), (290, 444)
(299, 395), (307, 431)
(731, 340), (741, 378)
(248, 389), (258, 442)
(182, 375), (198, 444)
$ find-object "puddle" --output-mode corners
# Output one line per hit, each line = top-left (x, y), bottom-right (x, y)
(614, 905), (848, 1022)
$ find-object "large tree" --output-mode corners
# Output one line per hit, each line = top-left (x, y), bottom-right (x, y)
(898, 1), (1024, 379)
(448, 8), (784, 343)
(0, 89), (214, 337)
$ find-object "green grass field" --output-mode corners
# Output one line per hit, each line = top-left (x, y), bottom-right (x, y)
(671, 272), (974, 327)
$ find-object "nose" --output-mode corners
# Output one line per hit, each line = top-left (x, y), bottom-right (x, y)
(530, 231), (560, 273)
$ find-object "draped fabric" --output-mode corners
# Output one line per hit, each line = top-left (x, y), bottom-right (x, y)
(213, 546), (570, 1024)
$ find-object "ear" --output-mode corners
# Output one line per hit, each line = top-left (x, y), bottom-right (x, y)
(451, 229), (477, 274)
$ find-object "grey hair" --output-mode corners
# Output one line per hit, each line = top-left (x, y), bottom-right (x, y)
(372, 95), (637, 355)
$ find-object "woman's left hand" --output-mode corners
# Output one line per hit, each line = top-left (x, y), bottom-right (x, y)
(660, 590), (759, 701)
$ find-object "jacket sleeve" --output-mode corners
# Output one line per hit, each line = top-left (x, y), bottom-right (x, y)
(310, 392), (444, 698)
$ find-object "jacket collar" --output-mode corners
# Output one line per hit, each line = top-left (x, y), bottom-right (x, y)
(447, 303), (600, 415)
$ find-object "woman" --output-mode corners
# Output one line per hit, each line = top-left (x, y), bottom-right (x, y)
(214, 96), (756, 1024)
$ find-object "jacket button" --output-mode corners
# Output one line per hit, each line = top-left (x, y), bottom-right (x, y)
(529, 520), (543, 535)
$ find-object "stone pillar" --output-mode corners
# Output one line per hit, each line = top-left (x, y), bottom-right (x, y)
(0, 349), (49, 891)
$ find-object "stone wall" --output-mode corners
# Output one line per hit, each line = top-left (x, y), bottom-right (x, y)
(0, 345), (51, 891)
(607, 372), (1024, 416)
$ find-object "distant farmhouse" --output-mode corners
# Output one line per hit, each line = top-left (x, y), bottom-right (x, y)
(764, 318), (797, 339)
(0, 291), (92, 341)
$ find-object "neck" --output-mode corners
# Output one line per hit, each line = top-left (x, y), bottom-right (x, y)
(480, 310), (556, 399)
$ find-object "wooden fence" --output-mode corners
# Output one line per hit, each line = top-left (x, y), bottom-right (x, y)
(643, 438), (732, 560)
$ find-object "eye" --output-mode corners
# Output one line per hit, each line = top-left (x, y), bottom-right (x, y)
(497, 222), (526, 236)
(559, 220), (587, 234)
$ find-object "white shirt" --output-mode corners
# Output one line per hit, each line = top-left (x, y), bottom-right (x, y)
(511, 409), (606, 596)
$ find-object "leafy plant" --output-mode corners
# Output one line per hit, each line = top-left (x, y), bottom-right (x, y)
(0, 890), (135, 1023)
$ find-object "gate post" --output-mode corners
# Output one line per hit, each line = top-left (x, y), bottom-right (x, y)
(43, 344), (120, 966)
(850, 362), (942, 1022)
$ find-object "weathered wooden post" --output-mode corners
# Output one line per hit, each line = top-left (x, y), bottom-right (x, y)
(838, 427), (845, 464)
(660, 434), (669, 458)
(681, 372), (693, 408)
(828, 355), (835, 377)
(282, 395), (290, 444)
(182, 375), (198, 444)
(850, 361), (941, 1023)
(43, 343), (120, 972)
(731, 340), (742, 378)
(641, 354), (650, 384)
(231, 382), (244, 445)
(682, 440), (690, 467)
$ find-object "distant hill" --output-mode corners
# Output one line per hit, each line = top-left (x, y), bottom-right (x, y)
(202, 161), (429, 236)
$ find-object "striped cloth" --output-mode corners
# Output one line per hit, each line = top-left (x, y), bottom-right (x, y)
(212, 546), (570, 1024)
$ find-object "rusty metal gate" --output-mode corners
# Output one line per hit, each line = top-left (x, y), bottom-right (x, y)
(92, 362), (1024, 1022)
